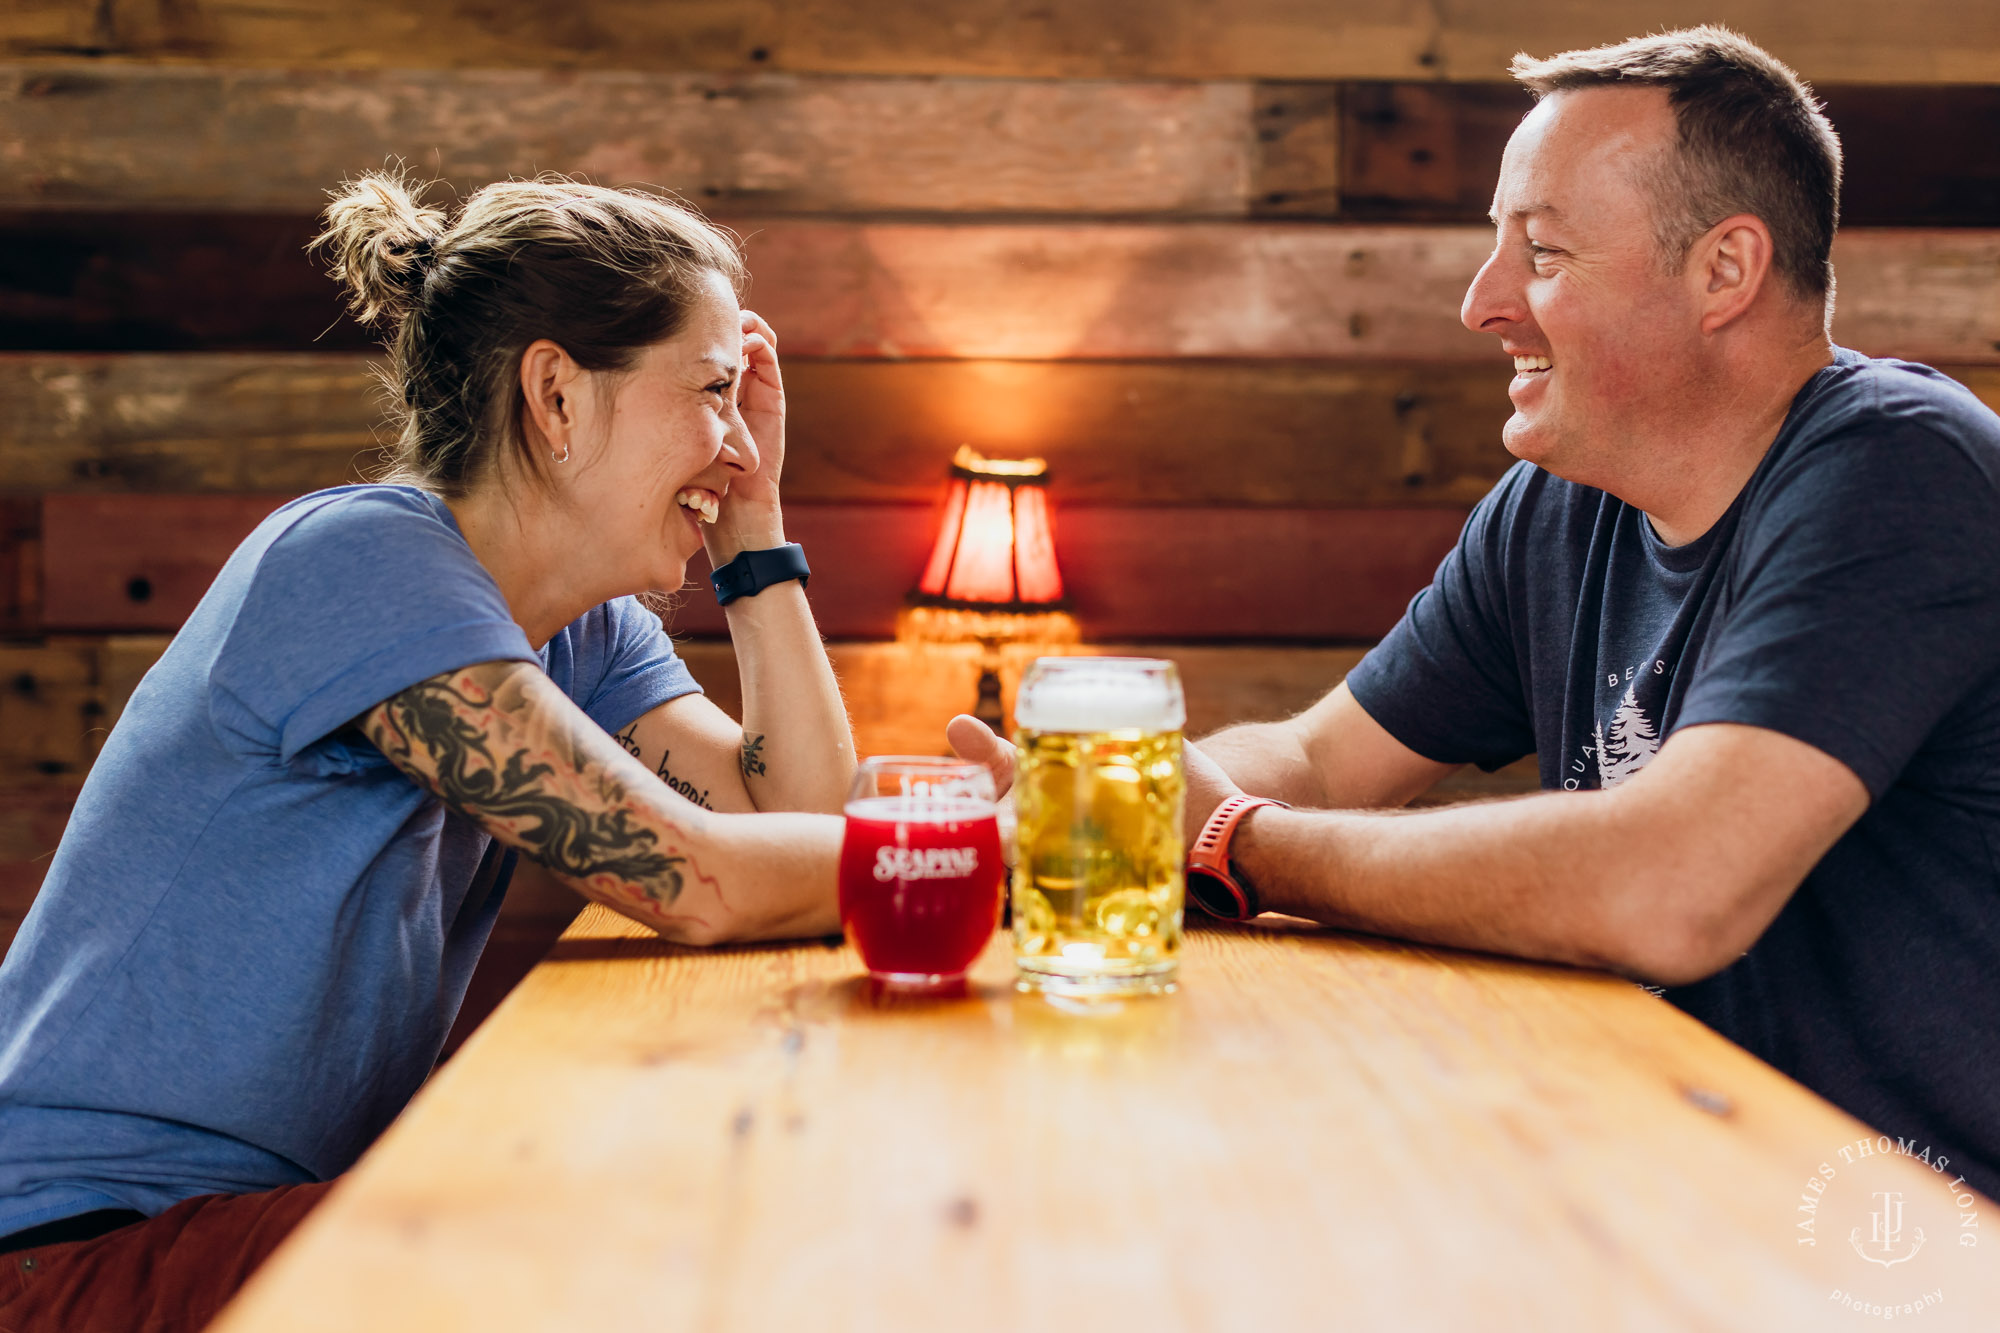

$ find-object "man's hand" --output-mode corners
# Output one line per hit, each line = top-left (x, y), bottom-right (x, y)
(1183, 739), (1246, 844)
(947, 714), (1018, 867)
(946, 714), (1014, 796)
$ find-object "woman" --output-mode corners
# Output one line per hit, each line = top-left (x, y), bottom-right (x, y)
(0, 174), (854, 1328)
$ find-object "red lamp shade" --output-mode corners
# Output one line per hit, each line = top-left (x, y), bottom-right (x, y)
(914, 447), (1066, 610)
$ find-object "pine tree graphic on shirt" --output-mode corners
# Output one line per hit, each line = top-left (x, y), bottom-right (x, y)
(1595, 684), (1662, 788)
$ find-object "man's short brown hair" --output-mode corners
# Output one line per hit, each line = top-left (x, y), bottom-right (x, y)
(1511, 26), (1842, 305)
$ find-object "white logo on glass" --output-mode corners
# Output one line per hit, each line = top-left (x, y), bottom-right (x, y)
(1593, 684), (1662, 788)
(874, 846), (980, 882)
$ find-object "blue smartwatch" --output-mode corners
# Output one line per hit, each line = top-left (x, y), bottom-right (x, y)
(711, 543), (811, 606)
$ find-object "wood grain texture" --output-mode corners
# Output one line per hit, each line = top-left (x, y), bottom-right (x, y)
(12, 356), (2000, 512)
(1, 353), (386, 492)
(7, 217), (1997, 362)
(1338, 82), (2000, 228)
(36, 495), (1464, 639)
(740, 224), (2000, 363)
(210, 907), (2000, 1332)
(12, 68), (1994, 225)
(13, 1), (2000, 83)
(0, 65), (1282, 217)
(39, 493), (289, 631)
(0, 496), (39, 631)
(0, 211), (369, 352)
(0, 353), (1523, 507)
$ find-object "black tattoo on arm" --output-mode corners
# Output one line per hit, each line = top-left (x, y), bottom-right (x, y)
(654, 748), (714, 811)
(740, 732), (768, 780)
(360, 664), (719, 912)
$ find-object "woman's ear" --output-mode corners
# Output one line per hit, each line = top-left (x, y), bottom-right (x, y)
(518, 339), (582, 464)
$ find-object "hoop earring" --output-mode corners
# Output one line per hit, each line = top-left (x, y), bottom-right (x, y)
(551, 443), (569, 464)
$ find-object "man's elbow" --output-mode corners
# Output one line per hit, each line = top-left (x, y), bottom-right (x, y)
(1598, 874), (1782, 989)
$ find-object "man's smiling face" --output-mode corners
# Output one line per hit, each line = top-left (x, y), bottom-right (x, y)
(1460, 86), (1711, 490)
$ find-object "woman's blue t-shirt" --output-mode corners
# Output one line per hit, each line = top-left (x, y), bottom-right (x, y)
(0, 485), (700, 1239)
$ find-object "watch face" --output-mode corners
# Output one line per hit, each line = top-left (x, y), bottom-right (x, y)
(1185, 866), (1247, 920)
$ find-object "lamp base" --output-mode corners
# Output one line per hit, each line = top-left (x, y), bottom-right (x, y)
(973, 662), (1006, 733)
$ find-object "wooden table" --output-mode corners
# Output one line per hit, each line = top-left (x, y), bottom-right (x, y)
(212, 907), (1998, 1331)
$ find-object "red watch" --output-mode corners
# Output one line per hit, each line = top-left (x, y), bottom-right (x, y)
(1185, 795), (1290, 920)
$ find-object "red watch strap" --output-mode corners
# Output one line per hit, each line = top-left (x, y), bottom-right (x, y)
(1186, 795), (1289, 920)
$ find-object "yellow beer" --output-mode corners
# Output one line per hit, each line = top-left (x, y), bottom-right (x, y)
(1011, 658), (1186, 994)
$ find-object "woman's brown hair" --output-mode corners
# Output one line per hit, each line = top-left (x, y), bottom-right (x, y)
(314, 172), (746, 495)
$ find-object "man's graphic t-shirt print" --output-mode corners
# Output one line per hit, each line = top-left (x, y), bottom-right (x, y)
(1578, 659), (1670, 789)
(1595, 683), (1663, 786)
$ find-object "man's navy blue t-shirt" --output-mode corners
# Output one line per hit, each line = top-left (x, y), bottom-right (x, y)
(1346, 350), (2000, 1198)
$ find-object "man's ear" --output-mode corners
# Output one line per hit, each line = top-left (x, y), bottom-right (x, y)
(518, 339), (582, 460)
(1693, 213), (1775, 334)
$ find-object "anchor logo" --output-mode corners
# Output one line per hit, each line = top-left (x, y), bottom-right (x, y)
(1849, 1190), (1926, 1268)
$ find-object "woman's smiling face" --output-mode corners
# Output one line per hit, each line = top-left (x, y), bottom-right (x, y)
(559, 269), (760, 596)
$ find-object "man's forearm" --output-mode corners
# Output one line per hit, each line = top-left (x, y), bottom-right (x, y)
(1198, 719), (1331, 808)
(1230, 793), (1666, 976)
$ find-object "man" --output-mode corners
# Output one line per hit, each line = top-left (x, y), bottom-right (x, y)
(959, 28), (2000, 1196)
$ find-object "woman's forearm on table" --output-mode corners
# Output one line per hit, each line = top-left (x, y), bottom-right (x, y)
(359, 660), (842, 946)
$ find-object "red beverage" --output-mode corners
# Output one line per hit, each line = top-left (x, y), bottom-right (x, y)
(840, 795), (1004, 986)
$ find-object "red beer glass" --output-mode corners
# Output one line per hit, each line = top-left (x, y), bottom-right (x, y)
(839, 756), (1004, 989)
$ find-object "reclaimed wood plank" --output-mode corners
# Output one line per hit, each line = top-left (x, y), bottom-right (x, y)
(39, 493), (289, 630)
(739, 223), (2000, 363)
(14, 354), (1998, 512)
(11, 0), (2000, 83)
(210, 908), (2000, 1332)
(0, 639), (110, 783)
(0, 354), (1521, 507)
(0, 210), (369, 352)
(38, 494), (1462, 639)
(9, 69), (1998, 227)
(594, 505), (1466, 641)
(0, 66), (1281, 217)
(11, 217), (1990, 362)
(1339, 83), (2000, 228)
(0, 353), (387, 492)
(0, 496), (39, 632)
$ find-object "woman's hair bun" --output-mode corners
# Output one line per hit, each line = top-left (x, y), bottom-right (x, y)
(313, 169), (448, 329)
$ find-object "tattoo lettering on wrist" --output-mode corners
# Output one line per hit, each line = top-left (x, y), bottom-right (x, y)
(613, 722), (643, 760)
(362, 666), (718, 911)
(653, 748), (714, 811)
(740, 733), (768, 780)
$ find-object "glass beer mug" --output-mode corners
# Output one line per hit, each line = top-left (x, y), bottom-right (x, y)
(1011, 657), (1187, 995)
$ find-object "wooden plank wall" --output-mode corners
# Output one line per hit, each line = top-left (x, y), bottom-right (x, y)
(3, 3), (1998, 990)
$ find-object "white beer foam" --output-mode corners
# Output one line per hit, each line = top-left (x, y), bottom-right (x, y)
(1015, 659), (1186, 733)
(845, 795), (995, 824)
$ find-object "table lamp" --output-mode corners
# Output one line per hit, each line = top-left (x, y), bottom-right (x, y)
(902, 446), (1078, 731)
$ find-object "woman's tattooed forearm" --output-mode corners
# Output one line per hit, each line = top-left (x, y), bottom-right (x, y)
(366, 668), (709, 906)
(740, 733), (767, 780)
